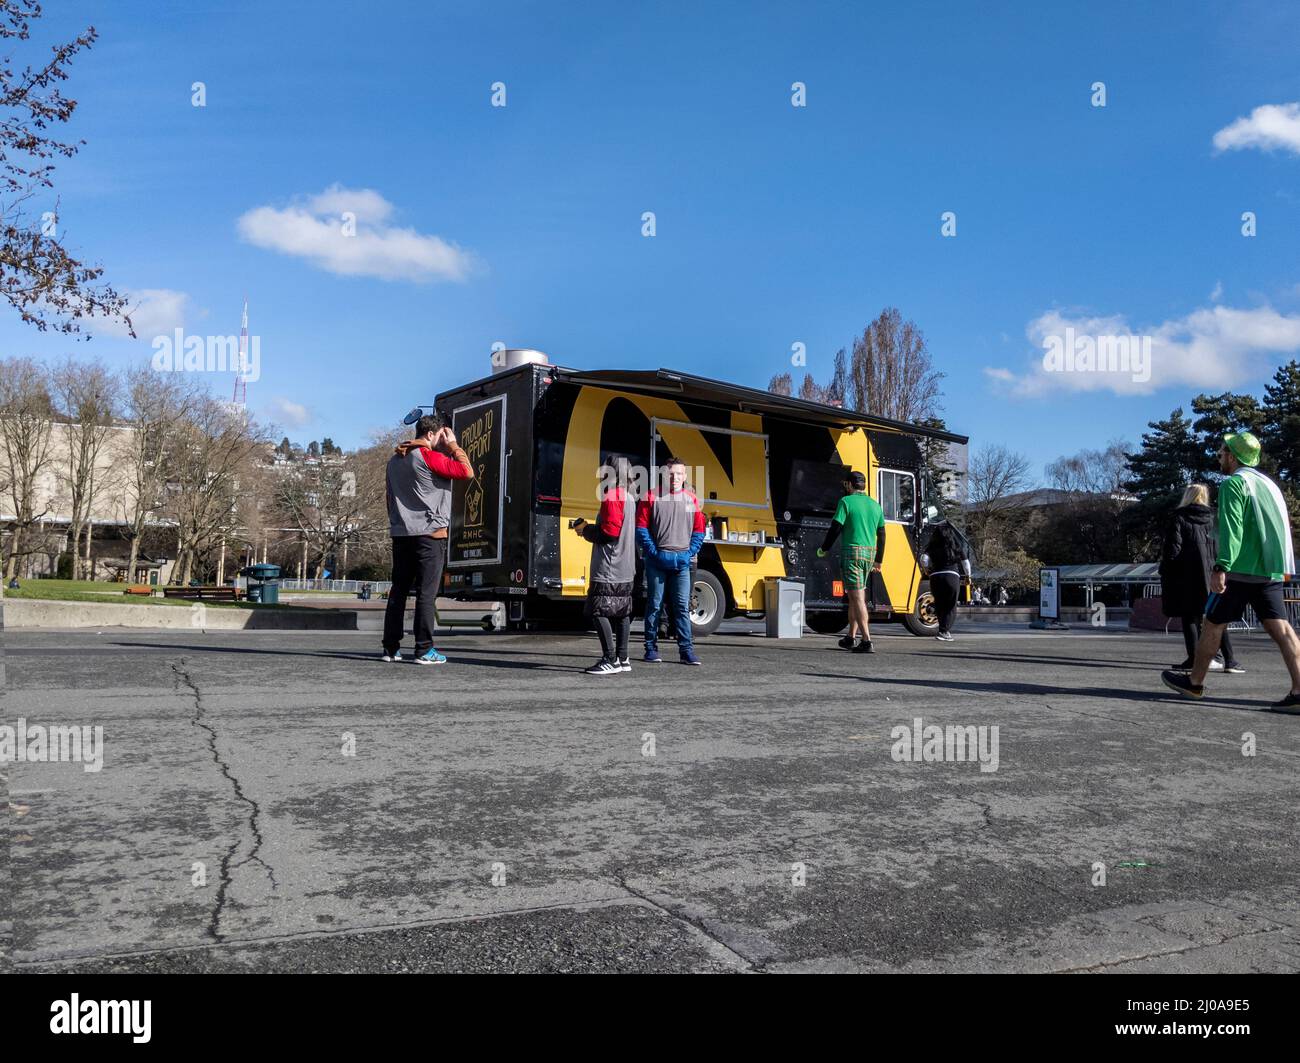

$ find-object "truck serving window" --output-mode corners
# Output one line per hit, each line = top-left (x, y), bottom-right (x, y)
(877, 468), (916, 524)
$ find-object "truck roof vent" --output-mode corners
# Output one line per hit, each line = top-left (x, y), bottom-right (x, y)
(491, 348), (549, 375)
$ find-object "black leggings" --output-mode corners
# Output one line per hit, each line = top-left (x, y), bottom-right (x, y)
(595, 615), (630, 663)
(1182, 615), (1235, 663)
(930, 573), (961, 634)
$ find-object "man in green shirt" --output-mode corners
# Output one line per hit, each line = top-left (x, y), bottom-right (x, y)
(817, 470), (886, 653)
(1162, 432), (1300, 712)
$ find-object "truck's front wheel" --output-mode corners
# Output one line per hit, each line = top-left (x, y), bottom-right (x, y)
(689, 569), (726, 636)
(902, 584), (941, 636)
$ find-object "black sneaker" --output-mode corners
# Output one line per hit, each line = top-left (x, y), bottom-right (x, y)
(853, 639), (874, 654)
(837, 635), (856, 650)
(1172, 658), (1194, 670)
(935, 631), (954, 642)
(1269, 692), (1300, 714)
(1161, 669), (1203, 699)
(584, 660), (621, 676)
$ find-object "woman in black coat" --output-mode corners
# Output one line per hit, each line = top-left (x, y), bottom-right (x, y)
(922, 518), (971, 642)
(1160, 484), (1240, 671)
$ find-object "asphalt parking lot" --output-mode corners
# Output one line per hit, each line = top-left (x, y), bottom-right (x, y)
(4, 620), (1300, 973)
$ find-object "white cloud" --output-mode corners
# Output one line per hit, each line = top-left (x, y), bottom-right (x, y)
(268, 397), (312, 428)
(1210, 280), (1223, 302)
(1212, 102), (1300, 156)
(237, 185), (477, 282)
(89, 288), (192, 339)
(986, 303), (1300, 398)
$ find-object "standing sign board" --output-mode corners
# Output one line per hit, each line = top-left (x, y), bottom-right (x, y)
(1039, 567), (1060, 620)
(448, 395), (507, 568)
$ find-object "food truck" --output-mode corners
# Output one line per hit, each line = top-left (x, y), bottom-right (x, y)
(433, 350), (967, 636)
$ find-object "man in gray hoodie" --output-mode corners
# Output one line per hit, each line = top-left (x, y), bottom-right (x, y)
(382, 414), (474, 663)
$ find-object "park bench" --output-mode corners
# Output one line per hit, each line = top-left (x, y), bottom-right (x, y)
(161, 586), (243, 602)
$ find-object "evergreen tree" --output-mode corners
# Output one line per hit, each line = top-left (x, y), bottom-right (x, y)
(1189, 392), (1264, 476)
(1124, 408), (1200, 499)
(1122, 408), (1202, 554)
(1262, 360), (1300, 481)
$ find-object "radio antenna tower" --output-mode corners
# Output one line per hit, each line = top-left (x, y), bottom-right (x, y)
(231, 297), (249, 405)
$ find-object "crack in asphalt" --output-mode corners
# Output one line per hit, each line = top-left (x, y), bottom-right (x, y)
(172, 660), (277, 942)
(612, 871), (758, 972)
(1053, 925), (1281, 973)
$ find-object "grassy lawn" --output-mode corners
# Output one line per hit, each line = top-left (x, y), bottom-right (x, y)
(2, 579), (323, 611)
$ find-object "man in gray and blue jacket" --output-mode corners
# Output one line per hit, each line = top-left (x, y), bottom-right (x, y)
(636, 458), (707, 665)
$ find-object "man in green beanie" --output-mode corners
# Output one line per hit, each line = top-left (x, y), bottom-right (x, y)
(1162, 431), (1300, 712)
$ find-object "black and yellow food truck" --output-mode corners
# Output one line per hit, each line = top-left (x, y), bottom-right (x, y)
(433, 351), (967, 636)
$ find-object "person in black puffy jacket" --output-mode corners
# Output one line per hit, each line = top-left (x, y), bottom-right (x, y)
(922, 518), (972, 641)
(1160, 483), (1240, 672)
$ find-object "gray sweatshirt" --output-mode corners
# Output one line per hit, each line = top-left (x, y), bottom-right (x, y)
(385, 441), (472, 537)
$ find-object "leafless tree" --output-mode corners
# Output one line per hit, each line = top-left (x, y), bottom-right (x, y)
(767, 372), (793, 397)
(797, 373), (826, 403)
(843, 307), (943, 422)
(164, 397), (266, 585)
(0, 355), (54, 577)
(1045, 439), (1130, 496)
(965, 444), (1034, 562)
(51, 357), (117, 578)
(271, 441), (388, 579)
(0, 2), (130, 335)
(118, 365), (196, 583)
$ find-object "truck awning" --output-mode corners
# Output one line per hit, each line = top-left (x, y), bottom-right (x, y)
(550, 367), (969, 444)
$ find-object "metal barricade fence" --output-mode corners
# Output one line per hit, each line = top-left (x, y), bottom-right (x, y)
(276, 578), (393, 594)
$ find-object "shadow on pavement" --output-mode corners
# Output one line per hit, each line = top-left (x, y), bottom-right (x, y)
(808, 671), (1270, 710)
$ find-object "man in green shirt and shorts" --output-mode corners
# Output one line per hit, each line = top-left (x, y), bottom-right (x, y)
(1161, 432), (1300, 712)
(817, 470), (887, 653)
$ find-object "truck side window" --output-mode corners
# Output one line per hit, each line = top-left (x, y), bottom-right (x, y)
(878, 469), (916, 524)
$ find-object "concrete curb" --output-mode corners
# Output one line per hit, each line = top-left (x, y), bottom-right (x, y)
(3, 598), (358, 631)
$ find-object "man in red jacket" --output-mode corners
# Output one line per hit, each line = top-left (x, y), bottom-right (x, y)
(383, 414), (474, 664)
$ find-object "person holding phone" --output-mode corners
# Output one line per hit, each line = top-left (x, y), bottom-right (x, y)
(382, 414), (473, 664)
(573, 455), (637, 675)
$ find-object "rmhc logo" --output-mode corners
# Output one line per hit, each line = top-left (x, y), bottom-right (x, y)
(50, 995), (151, 1043)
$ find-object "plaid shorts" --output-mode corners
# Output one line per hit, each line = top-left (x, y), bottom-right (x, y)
(841, 546), (876, 590)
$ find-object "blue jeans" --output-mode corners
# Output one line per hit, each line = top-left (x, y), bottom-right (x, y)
(644, 563), (693, 654)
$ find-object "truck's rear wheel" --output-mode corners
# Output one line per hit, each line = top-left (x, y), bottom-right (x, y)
(902, 585), (940, 636)
(805, 610), (848, 635)
(689, 569), (725, 636)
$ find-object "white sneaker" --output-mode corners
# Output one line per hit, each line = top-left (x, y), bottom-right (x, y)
(1208, 658), (1225, 671)
(381, 651), (402, 663)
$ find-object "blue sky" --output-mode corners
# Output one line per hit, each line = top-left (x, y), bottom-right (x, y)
(5, 0), (1300, 473)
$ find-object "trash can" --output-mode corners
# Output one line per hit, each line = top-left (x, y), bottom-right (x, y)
(764, 576), (805, 638)
(241, 564), (281, 605)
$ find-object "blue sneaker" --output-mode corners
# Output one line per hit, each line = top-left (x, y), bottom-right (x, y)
(413, 648), (446, 665)
(680, 649), (702, 666)
(643, 648), (662, 663)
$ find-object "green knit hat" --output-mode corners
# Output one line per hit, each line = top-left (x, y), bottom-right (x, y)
(1224, 431), (1261, 467)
